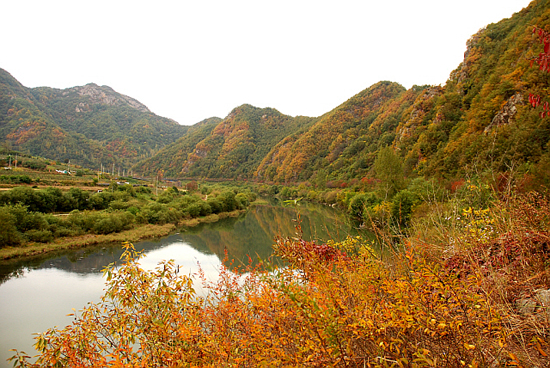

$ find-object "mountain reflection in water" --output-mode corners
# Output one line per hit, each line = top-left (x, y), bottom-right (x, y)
(1, 203), (363, 282)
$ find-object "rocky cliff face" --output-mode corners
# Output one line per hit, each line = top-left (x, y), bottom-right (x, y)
(63, 83), (150, 113)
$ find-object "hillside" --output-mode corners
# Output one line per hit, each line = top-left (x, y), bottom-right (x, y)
(0, 69), (188, 169)
(136, 105), (315, 179)
(258, 0), (550, 185)
(2, 0), (549, 183)
(138, 0), (550, 185)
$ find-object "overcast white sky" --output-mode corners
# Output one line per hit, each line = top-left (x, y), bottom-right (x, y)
(2, 0), (533, 125)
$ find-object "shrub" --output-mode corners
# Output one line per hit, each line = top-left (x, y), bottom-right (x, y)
(141, 203), (180, 224)
(6, 204), (49, 233)
(14, 237), (510, 367)
(348, 192), (381, 219)
(217, 191), (237, 212)
(391, 189), (420, 227)
(127, 206), (140, 216)
(206, 198), (223, 214)
(186, 203), (202, 218)
(109, 199), (131, 210)
(0, 206), (22, 246)
(25, 229), (54, 243)
(89, 191), (117, 210)
(135, 186), (152, 195)
(119, 184), (136, 197)
(92, 212), (134, 234)
(66, 188), (91, 211)
(235, 193), (249, 208)
(245, 191), (257, 203)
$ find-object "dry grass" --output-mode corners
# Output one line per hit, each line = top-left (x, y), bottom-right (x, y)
(409, 192), (550, 366)
(0, 223), (177, 260)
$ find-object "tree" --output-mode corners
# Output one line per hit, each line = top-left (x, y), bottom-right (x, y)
(186, 181), (198, 191)
(529, 26), (550, 118)
(373, 146), (405, 197)
(0, 207), (22, 246)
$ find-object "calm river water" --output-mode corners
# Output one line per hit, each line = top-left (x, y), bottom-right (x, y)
(0, 203), (366, 366)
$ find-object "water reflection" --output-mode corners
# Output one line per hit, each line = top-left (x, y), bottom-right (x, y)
(180, 203), (363, 268)
(0, 203), (366, 367)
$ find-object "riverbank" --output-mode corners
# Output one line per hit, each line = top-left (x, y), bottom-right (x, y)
(0, 209), (245, 260)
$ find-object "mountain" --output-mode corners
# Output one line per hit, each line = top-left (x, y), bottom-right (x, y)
(136, 105), (315, 179)
(138, 0), (550, 184)
(2, 0), (549, 183)
(0, 69), (188, 169)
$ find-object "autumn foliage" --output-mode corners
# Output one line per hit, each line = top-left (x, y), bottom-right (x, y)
(529, 26), (550, 118)
(12, 199), (549, 368)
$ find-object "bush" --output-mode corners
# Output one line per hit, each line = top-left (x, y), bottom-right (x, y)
(25, 229), (54, 243)
(245, 191), (257, 203)
(206, 198), (223, 214)
(6, 204), (49, 233)
(15, 237), (510, 367)
(391, 189), (420, 227)
(141, 203), (180, 224)
(235, 193), (249, 209)
(135, 186), (152, 195)
(0, 175), (32, 184)
(0, 206), (22, 246)
(109, 199), (131, 210)
(92, 212), (135, 234)
(127, 206), (140, 216)
(119, 184), (136, 197)
(217, 191), (237, 212)
(66, 188), (91, 211)
(348, 192), (381, 219)
(89, 191), (117, 210)
(407, 177), (448, 202)
(186, 203), (202, 218)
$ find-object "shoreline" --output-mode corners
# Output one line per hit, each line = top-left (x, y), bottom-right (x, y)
(0, 209), (245, 261)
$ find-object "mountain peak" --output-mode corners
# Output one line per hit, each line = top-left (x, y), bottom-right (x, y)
(63, 83), (150, 113)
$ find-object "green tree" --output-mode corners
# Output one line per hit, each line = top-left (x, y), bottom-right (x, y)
(373, 146), (405, 197)
(0, 206), (22, 246)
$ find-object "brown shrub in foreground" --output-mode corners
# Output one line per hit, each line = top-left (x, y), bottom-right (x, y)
(9, 193), (550, 367)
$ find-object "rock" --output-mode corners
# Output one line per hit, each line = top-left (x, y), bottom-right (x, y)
(516, 289), (550, 319)
(535, 289), (550, 319)
(68, 83), (150, 112)
(484, 92), (523, 134)
(517, 297), (537, 315)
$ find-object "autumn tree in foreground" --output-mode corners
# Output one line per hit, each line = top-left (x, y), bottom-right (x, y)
(529, 26), (550, 117)
(13, 198), (549, 368)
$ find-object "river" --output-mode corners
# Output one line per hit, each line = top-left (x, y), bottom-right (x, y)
(0, 203), (367, 366)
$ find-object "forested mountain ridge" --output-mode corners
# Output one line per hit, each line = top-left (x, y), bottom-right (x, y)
(0, 68), (188, 169)
(136, 105), (316, 179)
(2, 0), (549, 184)
(254, 81), (409, 182)
(135, 117), (223, 178)
(140, 0), (549, 185)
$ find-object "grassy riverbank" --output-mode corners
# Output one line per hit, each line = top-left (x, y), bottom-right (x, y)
(0, 179), (257, 260)
(0, 210), (245, 260)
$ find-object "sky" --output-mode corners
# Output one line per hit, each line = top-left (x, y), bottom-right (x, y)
(1, 0), (533, 126)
